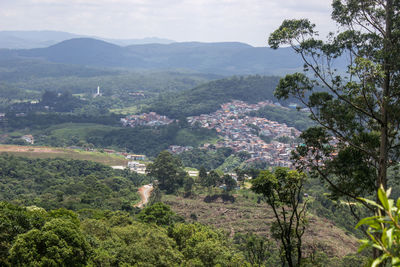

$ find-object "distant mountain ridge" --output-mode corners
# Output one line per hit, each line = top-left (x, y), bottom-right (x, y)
(3, 37), (306, 75)
(0, 30), (175, 49)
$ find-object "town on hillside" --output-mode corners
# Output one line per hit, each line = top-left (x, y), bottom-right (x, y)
(188, 100), (301, 167)
(120, 100), (302, 168)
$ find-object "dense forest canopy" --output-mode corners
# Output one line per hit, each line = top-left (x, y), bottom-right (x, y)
(248, 105), (314, 131)
(146, 75), (292, 118)
(0, 154), (147, 211)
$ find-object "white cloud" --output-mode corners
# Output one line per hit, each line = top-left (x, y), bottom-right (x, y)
(0, 0), (336, 46)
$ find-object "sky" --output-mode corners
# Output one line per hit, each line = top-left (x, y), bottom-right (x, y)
(0, 0), (337, 46)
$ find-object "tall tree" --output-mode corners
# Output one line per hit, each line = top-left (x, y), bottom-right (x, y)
(268, 0), (400, 218)
(146, 151), (187, 194)
(223, 174), (237, 192)
(251, 168), (307, 267)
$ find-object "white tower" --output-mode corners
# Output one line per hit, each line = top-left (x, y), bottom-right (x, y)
(94, 86), (102, 97)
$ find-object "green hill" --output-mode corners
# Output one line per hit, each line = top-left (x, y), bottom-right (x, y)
(248, 105), (314, 131)
(3, 38), (305, 75)
(146, 75), (282, 118)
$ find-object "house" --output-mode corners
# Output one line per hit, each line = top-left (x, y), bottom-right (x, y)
(126, 154), (146, 161)
(21, 135), (34, 144)
(128, 161), (147, 174)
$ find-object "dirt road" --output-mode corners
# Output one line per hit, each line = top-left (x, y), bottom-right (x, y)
(134, 184), (153, 208)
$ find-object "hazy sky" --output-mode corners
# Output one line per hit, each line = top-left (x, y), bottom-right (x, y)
(0, 0), (337, 46)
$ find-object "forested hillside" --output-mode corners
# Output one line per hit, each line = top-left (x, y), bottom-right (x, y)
(248, 105), (314, 131)
(1, 38), (307, 75)
(0, 154), (147, 211)
(86, 123), (219, 157)
(146, 75), (286, 118)
(0, 201), (250, 266)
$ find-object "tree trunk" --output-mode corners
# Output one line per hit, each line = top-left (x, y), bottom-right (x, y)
(374, 0), (393, 261)
(378, 0), (393, 191)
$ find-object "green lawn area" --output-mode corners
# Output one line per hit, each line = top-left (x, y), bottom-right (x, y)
(0, 145), (128, 166)
(41, 123), (118, 140)
(110, 106), (139, 115)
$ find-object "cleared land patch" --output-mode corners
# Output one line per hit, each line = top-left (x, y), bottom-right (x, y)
(0, 145), (128, 166)
(163, 191), (359, 258)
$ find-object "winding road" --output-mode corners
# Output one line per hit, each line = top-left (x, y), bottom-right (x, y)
(134, 184), (153, 208)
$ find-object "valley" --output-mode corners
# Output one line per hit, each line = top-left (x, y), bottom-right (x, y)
(0, 25), (386, 266)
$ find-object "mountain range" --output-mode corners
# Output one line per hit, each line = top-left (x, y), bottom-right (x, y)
(1, 37), (307, 75)
(0, 30), (175, 49)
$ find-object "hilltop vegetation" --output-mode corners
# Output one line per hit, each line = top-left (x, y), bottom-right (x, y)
(86, 123), (219, 157)
(248, 105), (314, 131)
(0, 201), (249, 266)
(146, 75), (286, 118)
(1, 38), (306, 75)
(0, 154), (147, 211)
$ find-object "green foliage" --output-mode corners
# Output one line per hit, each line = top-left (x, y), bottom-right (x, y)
(252, 168), (307, 267)
(268, 1), (400, 245)
(88, 123), (218, 157)
(357, 187), (400, 266)
(146, 151), (188, 193)
(137, 202), (183, 226)
(223, 174), (237, 192)
(234, 233), (278, 266)
(179, 147), (238, 170)
(146, 75), (283, 118)
(0, 202), (46, 266)
(81, 218), (184, 266)
(184, 176), (195, 195)
(0, 154), (145, 211)
(168, 223), (247, 266)
(248, 104), (314, 131)
(9, 218), (90, 266)
(201, 170), (221, 188)
(1, 200), (251, 266)
(7, 112), (120, 131)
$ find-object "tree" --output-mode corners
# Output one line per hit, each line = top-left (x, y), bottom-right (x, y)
(234, 233), (277, 266)
(223, 174), (237, 192)
(202, 170), (220, 189)
(184, 176), (195, 196)
(235, 167), (246, 187)
(169, 223), (247, 266)
(0, 202), (46, 266)
(199, 166), (208, 183)
(84, 220), (184, 266)
(146, 151), (187, 193)
(137, 202), (183, 226)
(251, 168), (307, 267)
(268, 0), (400, 255)
(8, 218), (90, 266)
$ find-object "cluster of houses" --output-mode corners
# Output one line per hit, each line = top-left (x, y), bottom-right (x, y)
(168, 145), (193, 154)
(121, 112), (173, 127)
(188, 100), (301, 167)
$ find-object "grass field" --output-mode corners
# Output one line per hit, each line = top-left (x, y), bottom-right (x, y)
(0, 145), (128, 166)
(163, 189), (359, 258)
(40, 123), (117, 140)
(110, 106), (139, 115)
